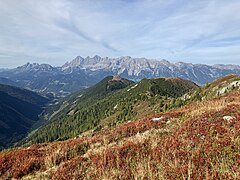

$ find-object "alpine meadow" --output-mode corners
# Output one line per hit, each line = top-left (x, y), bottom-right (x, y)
(0, 1), (240, 179)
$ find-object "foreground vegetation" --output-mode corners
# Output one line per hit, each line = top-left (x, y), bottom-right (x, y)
(0, 75), (239, 179)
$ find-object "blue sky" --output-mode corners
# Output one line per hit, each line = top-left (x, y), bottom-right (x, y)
(0, 0), (240, 68)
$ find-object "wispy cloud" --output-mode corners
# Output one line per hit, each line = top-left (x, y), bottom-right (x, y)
(0, 0), (239, 68)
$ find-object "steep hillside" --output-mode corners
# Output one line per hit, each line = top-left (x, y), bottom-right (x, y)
(0, 76), (239, 179)
(23, 76), (197, 145)
(0, 84), (49, 149)
(202, 74), (240, 99)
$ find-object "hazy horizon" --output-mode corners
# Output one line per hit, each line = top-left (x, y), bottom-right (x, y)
(0, 0), (240, 68)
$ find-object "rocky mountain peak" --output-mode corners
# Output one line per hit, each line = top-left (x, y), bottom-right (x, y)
(63, 56), (84, 68)
(159, 59), (171, 66)
(93, 55), (101, 60)
(17, 62), (54, 72)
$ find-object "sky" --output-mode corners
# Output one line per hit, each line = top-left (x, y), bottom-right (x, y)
(0, 0), (240, 68)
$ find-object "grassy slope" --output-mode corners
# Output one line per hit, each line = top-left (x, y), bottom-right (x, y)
(0, 75), (239, 179)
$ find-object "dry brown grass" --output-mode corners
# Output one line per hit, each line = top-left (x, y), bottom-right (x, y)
(183, 91), (240, 117)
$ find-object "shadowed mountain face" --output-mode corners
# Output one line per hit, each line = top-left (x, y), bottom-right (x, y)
(0, 56), (239, 97)
(0, 84), (49, 149)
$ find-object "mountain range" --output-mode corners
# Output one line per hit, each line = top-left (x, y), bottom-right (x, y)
(0, 55), (239, 97)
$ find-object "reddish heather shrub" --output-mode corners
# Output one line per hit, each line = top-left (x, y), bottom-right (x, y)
(1, 98), (239, 179)
(0, 148), (45, 178)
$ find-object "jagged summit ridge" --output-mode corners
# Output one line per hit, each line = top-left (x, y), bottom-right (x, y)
(61, 55), (240, 84)
(17, 62), (54, 72)
(63, 55), (173, 70)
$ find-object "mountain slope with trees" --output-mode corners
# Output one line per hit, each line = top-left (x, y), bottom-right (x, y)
(23, 76), (198, 145)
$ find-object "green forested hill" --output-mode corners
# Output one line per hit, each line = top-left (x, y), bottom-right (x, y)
(24, 76), (198, 145)
(0, 84), (49, 149)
